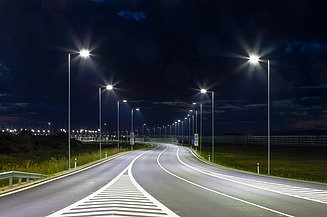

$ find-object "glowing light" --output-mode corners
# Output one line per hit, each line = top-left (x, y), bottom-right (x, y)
(106, 84), (113, 90)
(79, 49), (90, 58)
(249, 54), (260, 64)
(136, 108), (140, 111)
(123, 99), (128, 103)
(200, 88), (207, 94)
(192, 102), (197, 105)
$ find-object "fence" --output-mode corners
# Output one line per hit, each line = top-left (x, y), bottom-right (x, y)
(0, 171), (43, 188)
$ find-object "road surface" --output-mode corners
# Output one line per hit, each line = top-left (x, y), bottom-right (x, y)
(0, 142), (326, 216)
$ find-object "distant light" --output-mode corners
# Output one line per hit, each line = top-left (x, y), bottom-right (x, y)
(136, 108), (140, 111)
(178, 120), (181, 122)
(79, 49), (90, 58)
(249, 54), (260, 64)
(190, 109), (193, 112)
(185, 117), (187, 119)
(200, 88), (207, 94)
(192, 102), (197, 105)
(48, 122), (51, 125)
(106, 84), (113, 90)
(174, 122), (177, 124)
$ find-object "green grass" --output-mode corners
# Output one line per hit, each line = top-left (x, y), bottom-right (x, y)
(196, 144), (327, 183)
(0, 135), (151, 188)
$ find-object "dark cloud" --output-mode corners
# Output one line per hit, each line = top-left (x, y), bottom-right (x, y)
(118, 10), (147, 22)
(284, 41), (327, 54)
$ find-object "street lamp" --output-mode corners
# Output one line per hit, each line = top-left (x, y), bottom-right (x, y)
(117, 99), (127, 153)
(200, 88), (215, 163)
(67, 49), (90, 169)
(98, 84), (114, 159)
(248, 53), (271, 175)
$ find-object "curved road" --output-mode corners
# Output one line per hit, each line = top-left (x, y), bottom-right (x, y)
(0, 142), (326, 216)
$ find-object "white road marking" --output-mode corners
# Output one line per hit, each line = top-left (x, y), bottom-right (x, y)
(0, 152), (127, 198)
(48, 146), (179, 217)
(157, 144), (294, 217)
(182, 145), (327, 205)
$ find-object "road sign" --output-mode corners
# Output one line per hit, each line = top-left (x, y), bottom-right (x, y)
(194, 133), (199, 146)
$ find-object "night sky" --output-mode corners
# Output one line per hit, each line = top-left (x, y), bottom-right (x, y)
(0, 0), (326, 135)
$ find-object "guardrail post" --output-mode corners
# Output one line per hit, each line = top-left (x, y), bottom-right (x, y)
(74, 158), (77, 169)
(257, 163), (260, 174)
(208, 154), (211, 162)
(105, 151), (108, 158)
(18, 178), (22, 185)
(9, 177), (13, 188)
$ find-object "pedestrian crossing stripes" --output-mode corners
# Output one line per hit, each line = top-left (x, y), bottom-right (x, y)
(48, 151), (179, 217)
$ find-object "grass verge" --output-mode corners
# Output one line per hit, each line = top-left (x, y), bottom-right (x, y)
(195, 144), (327, 183)
(0, 141), (151, 189)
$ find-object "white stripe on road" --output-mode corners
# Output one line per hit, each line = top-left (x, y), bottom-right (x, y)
(183, 146), (327, 205)
(157, 144), (294, 217)
(48, 146), (179, 217)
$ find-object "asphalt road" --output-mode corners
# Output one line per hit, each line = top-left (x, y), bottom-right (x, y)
(1, 142), (327, 217)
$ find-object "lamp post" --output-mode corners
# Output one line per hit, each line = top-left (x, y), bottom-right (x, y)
(248, 54), (271, 175)
(130, 108), (140, 150)
(142, 123), (146, 141)
(200, 88), (215, 163)
(117, 99), (127, 154)
(200, 103), (203, 153)
(98, 84), (113, 159)
(174, 122), (177, 139)
(67, 49), (90, 169)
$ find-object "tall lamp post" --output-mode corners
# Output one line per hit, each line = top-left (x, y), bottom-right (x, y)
(200, 88), (215, 163)
(248, 54), (271, 175)
(117, 99), (127, 153)
(98, 84), (113, 159)
(131, 108), (140, 150)
(67, 49), (90, 169)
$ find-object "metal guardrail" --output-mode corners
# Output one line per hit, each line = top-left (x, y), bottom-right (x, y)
(0, 171), (43, 188)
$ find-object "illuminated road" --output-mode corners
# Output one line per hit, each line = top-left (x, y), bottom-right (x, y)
(0, 143), (327, 216)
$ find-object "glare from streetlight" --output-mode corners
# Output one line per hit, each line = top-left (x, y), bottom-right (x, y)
(192, 102), (197, 105)
(79, 49), (90, 58)
(178, 120), (181, 122)
(123, 99), (128, 103)
(190, 109), (193, 112)
(136, 108), (140, 111)
(184, 117), (187, 120)
(106, 84), (113, 90)
(249, 54), (260, 64)
(200, 88), (207, 94)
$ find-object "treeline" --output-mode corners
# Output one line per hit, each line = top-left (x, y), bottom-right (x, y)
(0, 132), (78, 154)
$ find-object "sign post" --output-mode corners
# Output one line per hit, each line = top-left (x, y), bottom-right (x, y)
(194, 133), (199, 147)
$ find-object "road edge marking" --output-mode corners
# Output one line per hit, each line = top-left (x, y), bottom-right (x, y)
(157, 144), (294, 217)
(0, 151), (129, 198)
(180, 146), (327, 205)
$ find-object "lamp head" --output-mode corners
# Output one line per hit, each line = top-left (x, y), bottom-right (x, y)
(249, 54), (260, 64)
(122, 99), (127, 103)
(135, 108), (140, 111)
(79, 49), (90, 58)
(106, 84), (113, 90)
(200, 88), (207, 94)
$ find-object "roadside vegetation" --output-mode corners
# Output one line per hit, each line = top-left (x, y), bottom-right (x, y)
(0, 131), (151, 188)
(196, 144), (327, 183)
